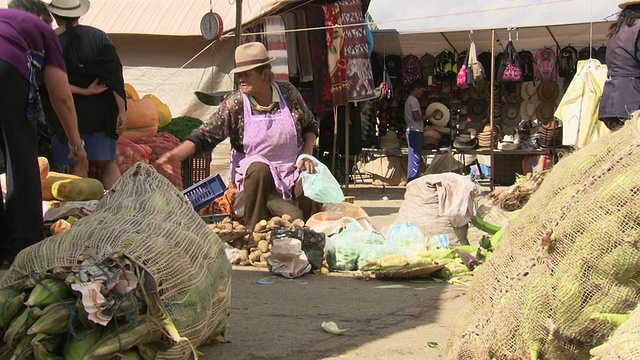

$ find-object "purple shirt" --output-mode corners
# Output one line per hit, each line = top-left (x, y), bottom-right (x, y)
(0, 9), (66, 78)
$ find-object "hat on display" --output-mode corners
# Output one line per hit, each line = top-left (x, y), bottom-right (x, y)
(489, 101), (503, 122)
(537, 80), (559, 103)
(483, 81), (504, 102)
(467, 98), (487, 121)
(468, 84), (484, 100)
(501, 102), (522, 127)
(426, 102), (451, 127)
(520, 99), (538, 120)
(536, 102), (556, 125)
(423, 129), (442, 149)
(230, 42), (276, 74)
(503, 83), (523, 104)
(47, 0), (90, 17)
(520, 81), (539, 100)
(619, 0), (640, 8)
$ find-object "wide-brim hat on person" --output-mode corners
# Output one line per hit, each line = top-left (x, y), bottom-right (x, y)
(48, 0), (90, 17)
(426, 102), (450, 127)
(520, 81), (538, 100)
(536, 102), (556, 125)
(619, 0), (640, 8)
(520, 99), (538, 120)
(537, 80), (559, 103)
(230, 42), (276, 74)
(467, 98), (487, 121)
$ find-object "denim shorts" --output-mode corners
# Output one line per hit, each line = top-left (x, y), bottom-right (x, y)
(49, 132), (116, 165)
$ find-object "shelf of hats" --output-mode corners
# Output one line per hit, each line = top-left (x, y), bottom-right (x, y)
(358, 43), (603, 186)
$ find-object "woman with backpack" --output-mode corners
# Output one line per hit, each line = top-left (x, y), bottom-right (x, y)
(598, 1), (640, 130)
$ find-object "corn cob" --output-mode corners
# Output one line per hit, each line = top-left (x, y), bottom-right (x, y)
(82, 316), (164, 360)
(27, 300), (78, 335)
(32, 333), (64, 360)
(11, 333), (35, 359)
(589, 312), (630, 327)
(120, 349), (143, 360)
(136, 344), (158, 360)
(4, 307), (41, 348)
(470, 216), (501, 234)
(24, 279), (72, 308)
(63, 325), (104, 360)
(0, 292), (25, 328)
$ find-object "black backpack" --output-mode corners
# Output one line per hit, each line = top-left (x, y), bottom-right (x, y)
(478, 51), (493, 80)
(558, 45), (578, 78)
(518, 50), (535, 82)
(578, 47), (596, 61)
(384, 54), (402, 88)
(596, 46), (607, 64)
(434, 50), (457, 81)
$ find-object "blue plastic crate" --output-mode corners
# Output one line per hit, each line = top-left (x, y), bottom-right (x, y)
(181, 174), (226, 212)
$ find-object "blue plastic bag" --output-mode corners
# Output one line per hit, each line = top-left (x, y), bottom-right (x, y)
(297, 154), (344, 203)
(386, 222), (427, 258)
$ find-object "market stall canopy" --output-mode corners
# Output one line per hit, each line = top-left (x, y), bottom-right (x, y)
(0, 0), (288, 36)
(368, 0), (620, 55)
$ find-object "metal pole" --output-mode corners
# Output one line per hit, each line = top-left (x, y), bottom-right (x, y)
(234, 0), (242, 91)
(345, 104), (350, 190)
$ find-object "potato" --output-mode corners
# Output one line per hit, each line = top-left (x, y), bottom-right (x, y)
(281, 214), (292, 222)
(257, 240), (269, 253)
(249, 249), (262, 263)
(260, 252), (272, 262)
(291, 219), (305, 229)
(254, 219), (268, 232)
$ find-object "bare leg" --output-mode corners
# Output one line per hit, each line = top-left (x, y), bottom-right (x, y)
(84, 160), (120, 189)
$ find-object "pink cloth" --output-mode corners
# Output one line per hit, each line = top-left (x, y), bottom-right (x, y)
(231, 83), (301, 200)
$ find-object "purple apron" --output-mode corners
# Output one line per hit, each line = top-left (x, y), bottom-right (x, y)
(230, 83), (302, 200)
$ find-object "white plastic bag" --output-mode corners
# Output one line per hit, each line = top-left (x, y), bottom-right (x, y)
(297, 154), (344, 203)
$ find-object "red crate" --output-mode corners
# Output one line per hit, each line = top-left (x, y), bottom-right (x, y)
(182, 153), (212, 188)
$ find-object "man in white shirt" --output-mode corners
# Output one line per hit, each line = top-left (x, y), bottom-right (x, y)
(404, 79), (435, 183)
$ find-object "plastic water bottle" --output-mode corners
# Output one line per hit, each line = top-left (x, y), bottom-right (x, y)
(427, 234), (450, 251)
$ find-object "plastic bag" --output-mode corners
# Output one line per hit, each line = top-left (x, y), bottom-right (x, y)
(271, 228), (326, 270)
(297, 154), (344, 203)
(267, 237), (311, 278)
(325, 224), (391, 271)
(386, 222), (426, 258)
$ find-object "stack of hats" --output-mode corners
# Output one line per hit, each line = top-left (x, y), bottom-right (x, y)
(518, 119), (539, 151)
(423, 128), (442, 149)
(538, 119), (562, 148)
(477, 124), (497, 149)
(535, 80), (560, 125)
(498, 133), (519, 150)
(453, 131), (477, 149)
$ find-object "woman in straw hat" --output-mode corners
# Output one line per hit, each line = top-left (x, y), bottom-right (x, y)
(0, 0), (87, 259)
(598, 1), (640, 130)
(42, 0), (126, 189)
(158, 42), (319, 231)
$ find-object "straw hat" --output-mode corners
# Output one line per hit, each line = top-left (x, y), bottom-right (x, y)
(230, 42), (275, 74)
(537, 80), (559, 103)
(468, 83), (484, 100)
(47, 0), (90, 17)
(520, 81), (538, 100)
(426, 102), (450, 127)
(520, 99), (538, 121)
(536, 102), (556, 125)
(423, 129), (442, 149)
(619, 0), (640, 8)
(467, 98), (487, 121)
(483, 81), (504, 102)
(501, 102), (521, 127)
(503, 83), (523, 104)
(489, 101), (503, 122)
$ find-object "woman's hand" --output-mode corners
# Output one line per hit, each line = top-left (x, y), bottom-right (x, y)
(296, 157), (316, 174)
(116, 112), (127, 135)
(84, 79), (108, 95)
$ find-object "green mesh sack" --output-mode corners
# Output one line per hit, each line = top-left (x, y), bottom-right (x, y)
(447, 113), (640, 360)
(0, 163), (231, 359)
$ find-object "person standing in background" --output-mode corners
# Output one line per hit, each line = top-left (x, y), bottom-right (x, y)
(1, 0), (87, 259)
(598, 1), (640, 130)
(404, 79), (435, 183)
(42, 0), (126, 189)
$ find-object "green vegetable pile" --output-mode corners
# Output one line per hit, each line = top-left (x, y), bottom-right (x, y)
(159, 116), (203, 142)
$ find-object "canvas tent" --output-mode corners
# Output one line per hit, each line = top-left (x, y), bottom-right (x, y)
(0, 0), (306, 120)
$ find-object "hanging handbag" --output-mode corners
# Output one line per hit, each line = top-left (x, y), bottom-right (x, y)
(468, 40), (485, 83)
(456, 50), (470, 89)
(498, 40), (523, 83)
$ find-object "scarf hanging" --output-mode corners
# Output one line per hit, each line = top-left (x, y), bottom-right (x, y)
(337, 0), (376, 101)
(264, 16), (288, 82)
(323, 3), (348, 107)
(293, 9), (313, 82)
(304, 6), (333, 113)
(280, 12), (299, 79)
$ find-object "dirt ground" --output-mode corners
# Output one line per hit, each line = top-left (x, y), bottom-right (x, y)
(198, 185), (476, 359)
